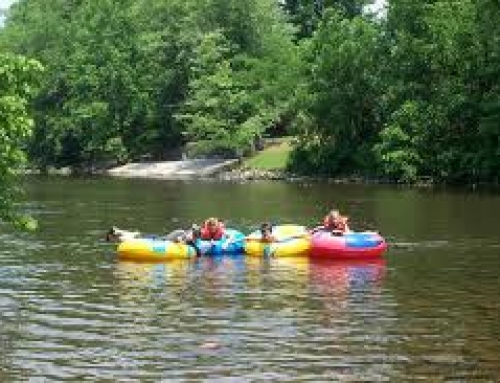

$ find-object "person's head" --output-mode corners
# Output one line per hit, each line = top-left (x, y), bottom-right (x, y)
(328, 209), (349, 228)
(329, 209), (341, 220)
(105, 227), (119, 242)
(206, 217), (219, 232)
(260, 222), (273, 240)
(190, 223), (201, 239)
(106, 226), (140, 242)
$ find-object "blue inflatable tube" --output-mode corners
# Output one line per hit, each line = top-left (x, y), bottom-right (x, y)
(196, 228), (245, 255)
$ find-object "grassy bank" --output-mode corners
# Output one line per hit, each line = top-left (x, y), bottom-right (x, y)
(243, 139), (293, 170)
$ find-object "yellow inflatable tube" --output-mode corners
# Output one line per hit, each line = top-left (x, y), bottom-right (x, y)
(245, 224), (311, 257)
(117, 238), (196, 262)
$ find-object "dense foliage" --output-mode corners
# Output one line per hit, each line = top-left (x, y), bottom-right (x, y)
(1, 0), (498, 184)
(1, 0), (298, 169)
(0, 53), (41, 228)
(290, 9), (381, 176)
(373, 0), (500, 183)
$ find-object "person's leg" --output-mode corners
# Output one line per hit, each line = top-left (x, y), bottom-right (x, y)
(164, 229), (187, 242)
(186, 240), (202, 256)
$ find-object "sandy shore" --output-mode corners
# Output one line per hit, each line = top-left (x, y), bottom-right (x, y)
(106, 159), (240, 179)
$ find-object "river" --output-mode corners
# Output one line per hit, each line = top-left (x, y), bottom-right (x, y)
(1, 176), (499, 381)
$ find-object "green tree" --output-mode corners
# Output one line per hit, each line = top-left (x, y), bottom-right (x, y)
(177, 32), (250, 156)
(281, 0), (369, 38)
(177, 0), (299, 157)
(0, 53), (42, 228)
(2, 0), (299, 167)
(379, 0), (500, 183)
(30, 0), (141, 170)
(290, 10), (382, 175)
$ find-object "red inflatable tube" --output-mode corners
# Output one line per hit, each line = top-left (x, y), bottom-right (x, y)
(310, 230), (388, 259)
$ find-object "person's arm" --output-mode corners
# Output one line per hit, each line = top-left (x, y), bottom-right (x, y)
(309, 225), (324, 234)
(221, 230), (235, 249)
(270, 234), (279, 242)
(342, 216), (351, 233)
(225, 230), (235, 241)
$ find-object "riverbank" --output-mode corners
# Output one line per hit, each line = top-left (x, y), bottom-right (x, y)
(35, 158), (432, 187)
(105, 158), (240, 179)
(24, 137), (451, 187)
(103, 138), (293, 180)
(25, 160), (485, 189)
(102, 158), (385, 184)
(216, 168), (405, 185)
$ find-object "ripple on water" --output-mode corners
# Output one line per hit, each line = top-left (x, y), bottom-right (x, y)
(2, 214), (500, 381)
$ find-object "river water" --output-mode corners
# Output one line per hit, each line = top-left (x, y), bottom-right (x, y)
(1, 176), (499, 381)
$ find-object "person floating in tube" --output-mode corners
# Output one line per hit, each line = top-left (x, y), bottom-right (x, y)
(200, 217), (225, 240)
(106, 224), (202, 256)
(200, 217), (235, 250)
(259, 222), (278, 243)
(312, 209), (351, 236)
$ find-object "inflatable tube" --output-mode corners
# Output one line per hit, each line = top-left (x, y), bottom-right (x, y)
(245, 224), (311, 257)
(196, 228), (245, 255)
(310, 230), (387, 259)
(117, 238), (197, 262)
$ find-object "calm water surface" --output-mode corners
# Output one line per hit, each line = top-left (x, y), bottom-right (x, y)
(1, 176), (499, 381)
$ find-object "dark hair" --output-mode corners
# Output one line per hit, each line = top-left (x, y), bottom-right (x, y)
(105, 228), (115, 242)
(191, 224), (201, 238)
(260, 222), (273, 234)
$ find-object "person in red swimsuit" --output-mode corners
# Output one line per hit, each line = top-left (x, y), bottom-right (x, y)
(323, 209), (350, 235)
(200, 217), (226, 240)
(200, 217), (237, 250)
(310, 209), (350, 236)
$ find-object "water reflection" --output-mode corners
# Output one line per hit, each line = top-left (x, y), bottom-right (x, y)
(245, 256), (385, 290)
(240, 256), (395, 379)
(308, 258), (386, 294)
(113, 255), (251, 304)
(244, 256), (387, 315)
(114, 256), (386, 313)
(115, 260), (193, 289)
